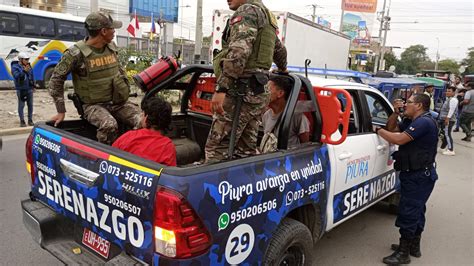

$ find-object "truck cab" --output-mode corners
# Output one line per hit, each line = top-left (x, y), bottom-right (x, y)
(22, 65), (398, 265)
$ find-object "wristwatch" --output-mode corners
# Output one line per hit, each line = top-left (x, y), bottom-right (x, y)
(375, 127), (383, 134)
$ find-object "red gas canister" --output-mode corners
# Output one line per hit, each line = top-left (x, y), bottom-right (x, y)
(133, 56), (178, 92)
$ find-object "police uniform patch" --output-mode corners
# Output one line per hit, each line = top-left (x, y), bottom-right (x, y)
(230, 16), (243, 25)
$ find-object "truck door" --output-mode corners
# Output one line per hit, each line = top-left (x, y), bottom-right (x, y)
(326, 89), (378, 229)
(363, 91), (396, 177)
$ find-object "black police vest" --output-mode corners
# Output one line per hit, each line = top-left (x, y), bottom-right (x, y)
(393, 112), (438, 171)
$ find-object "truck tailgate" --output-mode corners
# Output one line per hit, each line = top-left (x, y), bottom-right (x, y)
(28, 126), (163, 262)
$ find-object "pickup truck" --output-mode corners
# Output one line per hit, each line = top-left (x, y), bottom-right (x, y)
(22, 65), (399, 265)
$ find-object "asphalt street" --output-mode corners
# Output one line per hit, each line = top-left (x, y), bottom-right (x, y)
(0, 133), (472, 265)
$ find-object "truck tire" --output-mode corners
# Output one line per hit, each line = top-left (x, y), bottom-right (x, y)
(43, 67), (54, 89)
(263, 218), (313, 266)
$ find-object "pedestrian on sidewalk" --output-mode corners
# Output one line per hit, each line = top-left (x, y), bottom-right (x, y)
(459, 83), (474, 142)
(375, 94), (438, 265)
(11, 52), (35, 127)
(439, 86), (458, 155)
(454, 76), (464, 92)
(423, 84), (435, 111)
(453, 88), (466, 132)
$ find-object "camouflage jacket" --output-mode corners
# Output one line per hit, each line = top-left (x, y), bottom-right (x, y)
(49, 40), (123, 113)
(218, 0), (287, 90)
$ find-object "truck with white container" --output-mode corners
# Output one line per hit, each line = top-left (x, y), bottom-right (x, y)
(211, 10), (351, 70)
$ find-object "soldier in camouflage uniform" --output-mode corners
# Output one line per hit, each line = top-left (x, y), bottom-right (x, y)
(205, 0), (287, 163)
(49, 12), (141, 144)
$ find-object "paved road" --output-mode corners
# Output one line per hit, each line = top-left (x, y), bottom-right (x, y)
(1, 133), (472, 265)
(0, 134), (61, 265)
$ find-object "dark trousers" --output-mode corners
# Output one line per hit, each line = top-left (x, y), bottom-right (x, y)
(16, 90), (33, 122)
(440, 120), (455, 151)
(459, 112), (474, 138)
(396, 168), (437, 239)
(455, 106), (462, 130)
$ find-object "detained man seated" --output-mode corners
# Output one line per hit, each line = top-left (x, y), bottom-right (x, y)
(113, 97), (177, 166)
(260, 75), (310, 153)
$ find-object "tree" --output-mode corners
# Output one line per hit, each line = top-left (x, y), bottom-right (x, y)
(461, 47), (474, 74)
(383, 51), (398, 72)
(202, 35), (212, 46)
(438, 59), (460, 75)
(398, 45), (430, 74)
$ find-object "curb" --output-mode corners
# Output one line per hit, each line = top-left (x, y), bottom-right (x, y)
(0, 126), (33, 136)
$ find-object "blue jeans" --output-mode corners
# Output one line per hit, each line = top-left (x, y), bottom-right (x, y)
(396, 168), (437, 239)
(455, 108), (462, 130)
(16, 90), (33, 122)
(440, 120), (455, 151)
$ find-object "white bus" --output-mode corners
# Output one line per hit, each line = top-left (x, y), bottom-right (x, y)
(0, 5), (85, 89)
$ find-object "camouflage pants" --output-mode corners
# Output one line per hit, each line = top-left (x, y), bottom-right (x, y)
(83, 101), (141, 144)
(205, 89), (269, 163)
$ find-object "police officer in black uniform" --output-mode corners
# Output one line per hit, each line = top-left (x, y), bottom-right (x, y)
(375, 93), (438, 265)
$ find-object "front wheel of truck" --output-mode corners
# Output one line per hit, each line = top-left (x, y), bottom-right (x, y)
(263, 218), (313, 266)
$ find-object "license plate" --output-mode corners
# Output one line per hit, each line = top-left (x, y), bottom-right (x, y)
(82, 228), (110, 259)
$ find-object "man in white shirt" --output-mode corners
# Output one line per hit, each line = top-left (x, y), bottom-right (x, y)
(262, 75), (310, 149)
(439, 86), (458, 155)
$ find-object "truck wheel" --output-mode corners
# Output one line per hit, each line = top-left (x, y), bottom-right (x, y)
(43, 67), (54, 89)
(263, 218), (313, 266)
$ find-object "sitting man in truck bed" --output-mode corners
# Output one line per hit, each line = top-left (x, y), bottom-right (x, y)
(112, 97), (177, 166)
(260, 75), (310, 152)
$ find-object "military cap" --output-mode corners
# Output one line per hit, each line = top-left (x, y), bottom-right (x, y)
(85, 11), (122, 30)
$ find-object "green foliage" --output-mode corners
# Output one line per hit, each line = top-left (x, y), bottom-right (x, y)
(461, 47), (474, 74)
(202, 35), (212, 46)
(117, 48), (179, 106)
(397, 45), (433, 74)
(383, 52), (398, 72)
(438, 59), (460, 75)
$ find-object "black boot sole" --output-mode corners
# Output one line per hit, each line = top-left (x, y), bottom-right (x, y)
(391, 244), (422, 258)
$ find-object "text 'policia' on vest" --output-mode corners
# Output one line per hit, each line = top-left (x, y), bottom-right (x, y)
(72, 40), (130, 105)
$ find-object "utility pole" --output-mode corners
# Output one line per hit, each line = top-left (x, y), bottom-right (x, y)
(435, 37), (440, 70)
(90, 0), (98, 12)
(194, 0), (203, 64)
(374, 0), (387, 73)
(310, 4), (319, 23)
(379, 0), (391, 71)
(157, 10), (164, 56)
(179, 4), (191, 63)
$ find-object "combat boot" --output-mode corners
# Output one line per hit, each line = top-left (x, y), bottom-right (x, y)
(391, 235), (422, 257)
(383, 238), (411, 265)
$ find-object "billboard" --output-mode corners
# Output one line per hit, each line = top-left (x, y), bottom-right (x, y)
(342, 0), (378, 13)
(341, 13), (372, 48)
(317, 17), (332, 29)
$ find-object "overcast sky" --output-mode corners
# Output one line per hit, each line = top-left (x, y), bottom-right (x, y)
(176, 0), (473, 63)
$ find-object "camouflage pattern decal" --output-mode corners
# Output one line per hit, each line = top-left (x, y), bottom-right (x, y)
(154, 146), (331, 265)
(30, 128), (161, 263)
